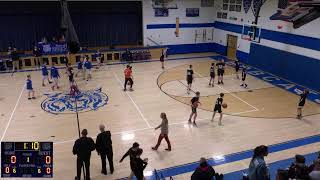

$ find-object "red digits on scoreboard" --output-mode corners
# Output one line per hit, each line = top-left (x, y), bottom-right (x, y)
(11, 155), (16, 164)
(46, 167), (51, 174)
(45, 156), (51, 164)
(5, 167), (10, 173)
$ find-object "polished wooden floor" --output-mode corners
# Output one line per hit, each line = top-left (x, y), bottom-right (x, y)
(0, 53), (319, 180)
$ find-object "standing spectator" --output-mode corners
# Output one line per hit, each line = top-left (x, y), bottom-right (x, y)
(73, 129), (95, 180)
(50, 63), (60, 90)
(132, 149), (148, 180)
(191, 158), (221, 180)
(152, 112), (171, 151)
(119, 142), (141, 180)
(11, 47), (20, 72)
(248, 145), (270, 180)
(96, 124), (114, 175)
(297, 89), (309, 119)
(235, 59), (240, 79)
(33, 45), (42, 69)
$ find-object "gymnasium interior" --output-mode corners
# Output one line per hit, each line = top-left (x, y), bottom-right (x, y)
(0, 0), (320, 179)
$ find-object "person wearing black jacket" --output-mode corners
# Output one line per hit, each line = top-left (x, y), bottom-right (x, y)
(73, 129), (95, 180)
(132, 149), (148, 180)
(96, 124), (114, 175)
(191, 158), (223, 180)
(119, 142), (140, 180)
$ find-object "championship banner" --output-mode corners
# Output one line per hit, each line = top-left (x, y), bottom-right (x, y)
(243, 0), (253, 13)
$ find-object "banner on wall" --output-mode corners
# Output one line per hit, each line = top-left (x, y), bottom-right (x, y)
(270, 0), (318, 21)
(38, 42), (68, 54)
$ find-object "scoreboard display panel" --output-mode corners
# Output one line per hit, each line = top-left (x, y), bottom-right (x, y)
(1, 142), (53, 178)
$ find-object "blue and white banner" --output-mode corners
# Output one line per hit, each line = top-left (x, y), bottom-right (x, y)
(38, 42), (68, 54)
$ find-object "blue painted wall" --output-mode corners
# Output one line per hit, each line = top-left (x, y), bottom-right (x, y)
(248, 43), (320, 91)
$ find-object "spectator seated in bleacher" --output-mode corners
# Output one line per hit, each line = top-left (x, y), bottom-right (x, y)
(276, 154), (310, 180)
(191, 157), (223, 180)
(309, 159), (320, 180)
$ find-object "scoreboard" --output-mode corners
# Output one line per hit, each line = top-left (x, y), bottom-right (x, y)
(1, 142), (53, 178)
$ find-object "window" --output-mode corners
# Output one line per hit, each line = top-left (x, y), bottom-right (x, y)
(224, 0), (242, 12)
(201, 0), (214, 7)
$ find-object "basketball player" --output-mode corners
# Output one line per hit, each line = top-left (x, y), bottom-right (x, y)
(186, 65), (194, 94)
(95, 50), (102, 69)
(297, 89), (309, 119)
(188, 91), (201, 126)
(160, 52), (165, 69)
(66, 63), (75, 87)
(84, 57), (92, 81)
(50, 63), (60, 90)
(26, 75), (35, 100)
(75, 56), (84, 80)
(211, 93), (224, 126)
(124, 65), (133, 91)
(240, 65), (248, 88)
(235, 59), (240, 79)
(41, 63), (52, 86)
(216, 59), (225, 85)
(209, 63), (215, 87)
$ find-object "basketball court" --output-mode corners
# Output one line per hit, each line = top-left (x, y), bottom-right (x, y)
(0, 52), (319, 179)
(0, 0), (320, 179)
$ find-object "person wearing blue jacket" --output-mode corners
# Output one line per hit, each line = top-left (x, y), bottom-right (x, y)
(84, 57), (92, 81)
(75, 56), (85, 80)
(50, 63), (60, 90)
(41, 63), (52, 86)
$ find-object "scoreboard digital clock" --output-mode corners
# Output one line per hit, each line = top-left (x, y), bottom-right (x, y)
(1, 142), (53, 178)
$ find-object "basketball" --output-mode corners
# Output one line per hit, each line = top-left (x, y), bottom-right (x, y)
(222, 103), (228, 109)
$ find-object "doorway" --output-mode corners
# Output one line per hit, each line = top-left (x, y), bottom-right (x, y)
(227, 34), (238, 60)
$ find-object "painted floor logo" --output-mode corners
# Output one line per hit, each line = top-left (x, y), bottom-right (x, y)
(41, 88), (108, 114)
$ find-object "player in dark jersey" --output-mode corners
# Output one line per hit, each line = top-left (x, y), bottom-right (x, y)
(211, 93), (224, 126)
(297, 89), (309, 119)
(216, 59), (225, 85)
(160, 51), (165, 69)
(186, 65), (194, 94)
(235, 59), (240, 79)
(66, 63), (75, 87)
(240, 65), (248, 88)
(188, 91), (201, 126)
(209, 63), (215, 87)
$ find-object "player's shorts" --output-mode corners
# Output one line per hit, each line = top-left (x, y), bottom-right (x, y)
(86, 69), (92, 75)
(298, 102), (305, 107)
(187, 78), (193, 84)
(210, 73), (215, 78)
(218, 69), (224, 76)
(42, 75), (48, 80)
(191, 106), (197, 113)
(69, 75), (74, 82)
(214, 105), (222, 113)
(242, 75), (247, 81)
(27, 88), (33, 92)
(236, 67), (239, 72)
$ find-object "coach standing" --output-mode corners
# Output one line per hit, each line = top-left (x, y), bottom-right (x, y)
(96, 124), (114, 175)
(73, 129), (95, 180)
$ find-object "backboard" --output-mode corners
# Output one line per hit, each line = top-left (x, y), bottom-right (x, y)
(241, 23), (262, 43)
